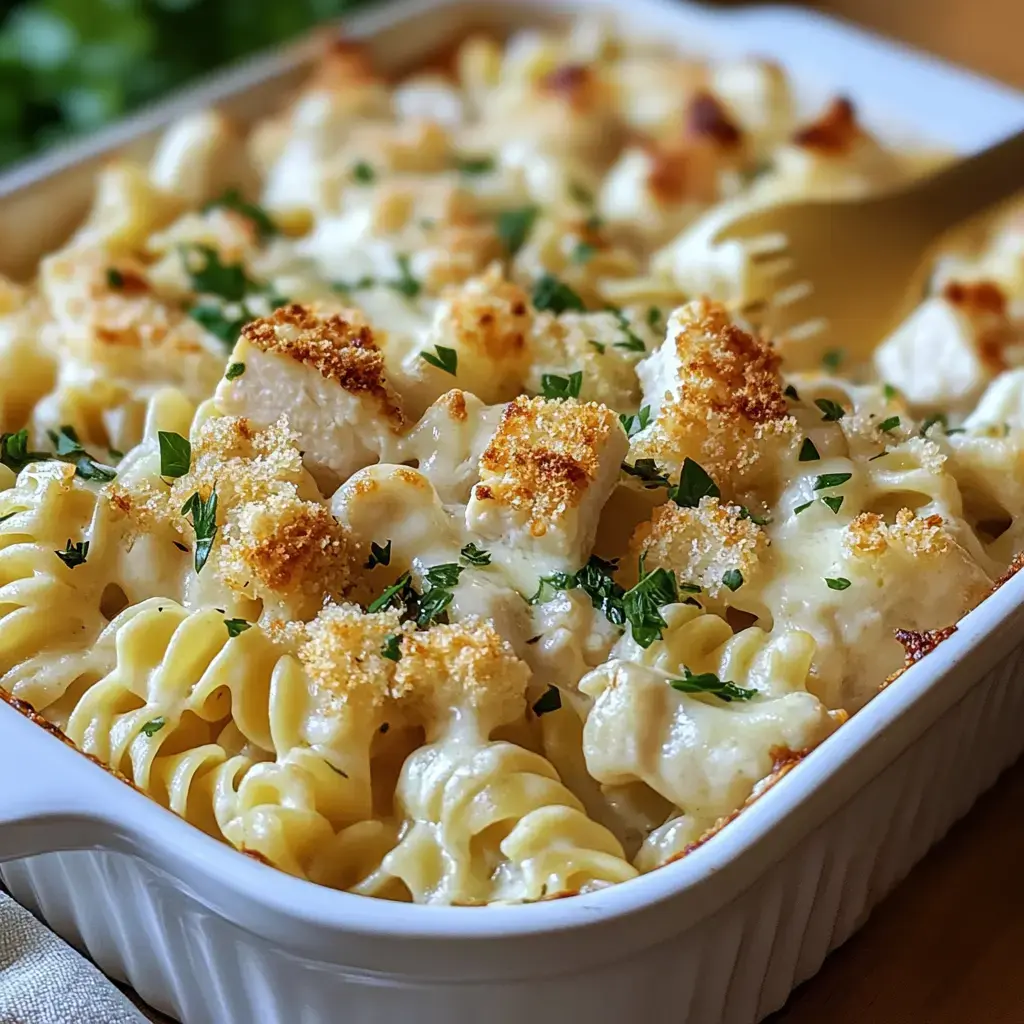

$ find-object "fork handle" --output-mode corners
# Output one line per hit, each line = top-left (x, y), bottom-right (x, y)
(907, 127), (1024, 232)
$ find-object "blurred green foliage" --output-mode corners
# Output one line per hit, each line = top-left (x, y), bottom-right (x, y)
(0, 0), (374, 167)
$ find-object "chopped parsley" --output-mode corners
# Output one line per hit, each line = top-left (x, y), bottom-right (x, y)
(571, 241), (596, 264)
(574, 555), (627, 627)
(621, 458), (670, 488)
(798, 437), (820, 462)
(331, 275), (377, 295)
(381, 634), (403, 662)
(496, 206), (538, 256)
(784, 384), (801, 402)
(671, 458), (720, 508)
(528, 571), (577, 605)
(813, 472), (852, 490)
(351, 160), (376, 184)
(140, 717), (166, 738)
(158, 431), (191, 479)
(455, 155), (496, 175)
(106, 267), (125, 289)
(420, 344), (458, 376)
(188, 303), (249, 345)
(365, 540), (392, 569)
(0, 511), (16, 525)
(588, 340), (606, 354)
(879, 415), (900, 434)
(2, 426), (116, 482)
(670, 667), (756, 702)
(325, 761), (349, 777)
(794, 500), (814, 515)
(540, 371), (583, 400)
(532, 274), (586, 316)
(180, 490), (218, 574)
(883, 383), (899, 401)
(646, 306), (662, 331)
(416, 562), (465, 627)
(368, 572), (415, 615)
(622, 556), (678, 647)
(459, 543), (491, 567)
(619, 406), (651, 439)
(737, 506), (771, 526)
(609, 307), (646, 352)
(722, 569), (743, 592)
(568, 181), (594, 206)
(203, 188), (278, 241)
(224, 618), (251, 638)
(225, 362), (246, 381)
(532, 685), (562, 716)
(821, 495), (844, 514)
(55, 539), (89, 569)
(183, 244), (253, 302)
(387, 254), (421, 299)
(825, 577), (852, 591)
(822, 349), (844, 371)
(815, 398), (846, 422)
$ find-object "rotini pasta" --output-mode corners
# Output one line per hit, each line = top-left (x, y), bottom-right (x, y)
(2, 15), (1020, 907)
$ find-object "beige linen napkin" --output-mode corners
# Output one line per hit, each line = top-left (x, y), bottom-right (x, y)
(0, 890), (147, 1024)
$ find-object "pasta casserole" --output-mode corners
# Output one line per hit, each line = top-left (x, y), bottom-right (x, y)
(2, 18), (1022, 906)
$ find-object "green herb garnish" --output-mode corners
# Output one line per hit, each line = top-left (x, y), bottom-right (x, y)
(352, 160), (376, 184)
(822, 349), (844, 371)
(540, 371), (583, 400)
(815, 398), (846, 422)
(224, 618), (251, 638)
(821, 495), (844, 514)
(879, 415), (900, 434)
(784, 384), (800, 401)
(670, 667), (756, 702)
(55, 539), (89, 569)
(532, 273), (586, 316)
(381, 634), (403, 662)
(106, 267), (125, 289)
(420, 345), (458, 376)
(225, 363), (246, 381)
(572, 241), (596, 264)
(460, 543), (491, 567)
(794, 500), (814, 515)
(669, 458), (720, 508)
(532, 685), (562, 716)
(799, 437), (820, 462)
(365, 539), (392, 569)
(722, 569), (743, 592)
(622, 556), (678, 648)
(455, 155), (496, 175)
(203, 188), (278, 241)
(180, 490), (218, 574)
(158, 431), (191, 479)
(140, 717), (166, 738)
(496, 206), (538, 256)
(387, 254), (421, 299)
(825, 577), (851, 591)
(619, 406), (651, 438)
(813, 473), (852, 490)
(621, 459), (670, 488)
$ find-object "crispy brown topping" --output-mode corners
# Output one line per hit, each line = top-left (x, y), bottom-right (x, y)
(894, 625), (957, 664)
(686, 91), (742, 147)
(792, 97), (859, 153)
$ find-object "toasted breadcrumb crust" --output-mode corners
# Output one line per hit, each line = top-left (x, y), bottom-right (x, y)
(630, 497), (767, 596)
(242, 304), (405, 430)
(441, 266), (531, 364)
(393, 618), (529, 729)
(686, 91), (743, 147)
(792, 97), (860, 153)
(299, 602), (403, 710)
(219, 496), (353, 607)
(632, 300), (796, 489)
(475, 396), (618, 536)
(539, 64), (603, 111)
(844, 508), (952, 558)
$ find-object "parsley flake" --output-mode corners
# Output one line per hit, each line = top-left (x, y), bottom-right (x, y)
(225, 362), (246, 381)
(140, 717), (166, 738)
(588, 340), (606, 354)
(670, 667), (756, 702)
(540, 371), (583, 400)
(646, 306), (662, 331)
(224, 618), (251, 638)
(621, 458), (670, 488)
(532, 685), (562, 716)
(455, 155), (496, 175)
(568, 181), (594, 206)
(883, 383), (899, 401)
(368, 572), (415, 615)
(496, 206), (538, 256)
(420, 345), (458, 376)
(609, 307), (646, 352)
(784, 384), (801, 401)
(815, 398), (846, 421)
(106, 267), (125, 289)
(158, 431), (191, 479)
(181, 490), (218, 574)
(825, 577), (852, 591)
(387, 254), (421, 299)
(365, 540), (392, 569)
(619, 406), (651, 439)
(55, 539), (89, 569)
(822, 349), (844, 371)
(794, 500), (814, 515)
(352, 160), (376, 184)
(821, 495), (844, 514)
(183, 244), (253, 302)
(623, 557), (678, 648)
(381, 634), (403, 662)
(799, 437), (820, 462)
(571, 241), (596, 264)
(528, 571), (577, 605)
(460, 543), (491, 567)
(670, 458), (720, 508)
(737, 506), (771, 526)
(813, 472), (852, 490)
(722, 569), (743, 592)
(532, 273), (586, 315)
(920, 412), (949, 435)
(879, 415), (900, 434)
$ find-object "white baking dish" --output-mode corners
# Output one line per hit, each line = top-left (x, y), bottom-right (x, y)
(2, 2), (1024, 1022)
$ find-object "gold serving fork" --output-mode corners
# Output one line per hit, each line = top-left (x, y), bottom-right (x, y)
(714, 128), (1024, 356)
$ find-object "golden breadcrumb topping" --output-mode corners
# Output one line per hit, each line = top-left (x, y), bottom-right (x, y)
(393, 618), (529, 730)
(630, 497), (767, 596)
(441, 266), (531, 363)
(632, 300), (796, 491)
(218, 495), (353, 608)
(685, 91), (743, 148)
(299, 602), (404, 710)
(241, 304), (404, 428)
(844, 509), (952, 558)
(792, 97), (861, 153)
(475, 396), (618, 536)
